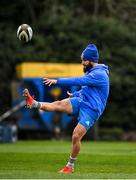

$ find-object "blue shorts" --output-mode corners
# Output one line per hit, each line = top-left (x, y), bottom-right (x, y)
(69, 97), (99, 130)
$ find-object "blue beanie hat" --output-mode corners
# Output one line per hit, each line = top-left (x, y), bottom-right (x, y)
(81, 44), (99, 63)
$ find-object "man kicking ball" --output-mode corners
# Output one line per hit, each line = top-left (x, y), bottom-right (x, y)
(23, 44), (110, 174)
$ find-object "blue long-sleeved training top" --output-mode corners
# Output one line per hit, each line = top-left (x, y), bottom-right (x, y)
(57, 64), (110, 116)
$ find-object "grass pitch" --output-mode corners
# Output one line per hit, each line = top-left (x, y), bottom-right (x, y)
(0, 140), (136, 179)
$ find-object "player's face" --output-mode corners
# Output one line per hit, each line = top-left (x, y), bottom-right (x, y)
(82, 60), (93, 73)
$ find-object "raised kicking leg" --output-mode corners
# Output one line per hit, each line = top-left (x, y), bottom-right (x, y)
(23, 88), (73, 114)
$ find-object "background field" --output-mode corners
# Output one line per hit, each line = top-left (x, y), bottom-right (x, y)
(0, 140), (136, 179)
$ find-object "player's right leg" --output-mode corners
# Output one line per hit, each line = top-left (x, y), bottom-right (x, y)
(23, 88), (73, 114)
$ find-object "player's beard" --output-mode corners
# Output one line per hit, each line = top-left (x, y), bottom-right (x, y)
(83, 64), (93, 73)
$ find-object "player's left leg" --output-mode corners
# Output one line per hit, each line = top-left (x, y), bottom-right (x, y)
(59, 108), (99, 174)
(71, 123), (87, 158)
(59, 123), (87, 174)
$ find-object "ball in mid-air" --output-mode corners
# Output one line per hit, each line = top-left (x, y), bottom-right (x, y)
(17, 24), (33, 42)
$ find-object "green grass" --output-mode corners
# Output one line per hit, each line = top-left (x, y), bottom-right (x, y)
(0, 140), (136, 179)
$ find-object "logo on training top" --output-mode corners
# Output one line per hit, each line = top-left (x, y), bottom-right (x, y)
(85, 121), (90, 126)
(90, 73), (95, 78)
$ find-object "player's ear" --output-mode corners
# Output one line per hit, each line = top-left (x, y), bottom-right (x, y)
(85, 60), (90, 65)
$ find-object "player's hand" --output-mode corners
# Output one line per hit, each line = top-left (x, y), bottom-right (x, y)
(43, 78), (57, 86)
(67, 91), (74, 97)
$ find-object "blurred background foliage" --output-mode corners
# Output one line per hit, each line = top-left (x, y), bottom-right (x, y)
(0, 0), (136, 133)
